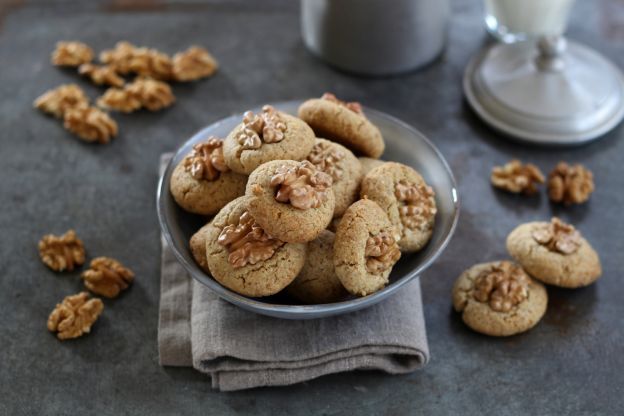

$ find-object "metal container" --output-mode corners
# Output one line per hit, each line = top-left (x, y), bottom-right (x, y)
(301, 0), (450, 76)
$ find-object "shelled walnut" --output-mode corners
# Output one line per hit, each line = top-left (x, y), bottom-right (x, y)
(100, 41), (172, 80)
(81, 257), (135, 298)
(99, 41), (137, 74)
(38, 229), (86, 272)
(491, 160), (545, 195)
(270, 161), (333, 210)
(63, 106), (118, 144)
(172, 46), (218, 82)
(307, 140), (345, 181)
(548, 162), (594, 205)
(531, 217), (581, 255)
(321, 92), (363, 114)
(473, 261), (529, 313)
(395, 180), (436, 231)
(125, 77), (175, 111)
(78, 63), (125, 87)
(51, 41), (94, 67)
(97, 88), (142, 113)
(183, 137), (229, 180)
(237, 105), (287, 150)
(47, 292), (103, 340)
(218, 210), (285, 268)
(364, 231), (401, 274)
(34, 84), (89, 119)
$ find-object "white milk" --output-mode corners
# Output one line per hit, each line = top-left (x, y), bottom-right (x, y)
(485, 0), (574, 39)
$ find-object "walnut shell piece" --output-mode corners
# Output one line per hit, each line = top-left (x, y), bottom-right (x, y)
(548, 162), (594, 205)
(531, 217), (581, 255)
(51, 41), (94, 67)
(78, 63), (125, 88)
(63, 107), (118, 144)
(81, 257), (135, 298)
(364, 231), (401, 274)
(125, 77), (175, 111)
(491, 160), (545, 195)
(172, 46), (218, 82)
(270, 160), (333, 210)
(183, 137), (230, 181)
(472, 261), (529, 313)
(38, 229), (86, 272)
(47, 292), (104, 340)
(34, 84), (89, 119)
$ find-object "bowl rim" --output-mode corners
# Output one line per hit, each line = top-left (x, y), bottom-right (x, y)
(157, 100), (460, 318)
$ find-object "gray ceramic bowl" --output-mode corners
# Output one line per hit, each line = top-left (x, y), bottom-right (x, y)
(157, 101), (459, 319)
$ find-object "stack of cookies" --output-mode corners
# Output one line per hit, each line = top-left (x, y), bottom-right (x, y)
(169, 94), (438, 303)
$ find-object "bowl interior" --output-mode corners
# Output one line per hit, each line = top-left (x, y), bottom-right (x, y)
(157, 100), (459, 319)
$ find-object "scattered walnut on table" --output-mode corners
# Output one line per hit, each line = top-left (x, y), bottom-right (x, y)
(490, 159), (545, 195)
(172, 46), (218, 82)
(63, 106), (118, 144)
(81, 257), (135, 298)
(38, 229), (86, 272)
(270, 160), (333, 210)
(125, 77), (175, 111)
(218, 210), (285, 268)
(97, 87), (142, 113)
(51, 41), (94, 67)
(183, 137), (230, 180)
(321, 92), (363, 115)
(548, 162), (594, 205)
(78, 63), (125, 88)
(532, 217), (581, 255)
(364, 231), (401, 274)
(100, 41), (173, 80)
(395, 180), (437, 231)
(237, 105), (287, 150)
(99, 41), (137, 74)
(307, 140), (345, 181)
(47, 292), (103, 340)
(34, 84), (89, 119)
(473, 261), (529, 313)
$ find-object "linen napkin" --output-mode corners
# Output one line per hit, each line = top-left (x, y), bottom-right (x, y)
(157, 154), (430, 391)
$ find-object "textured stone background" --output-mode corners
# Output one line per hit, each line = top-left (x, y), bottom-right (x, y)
(1, 0), (623, 414)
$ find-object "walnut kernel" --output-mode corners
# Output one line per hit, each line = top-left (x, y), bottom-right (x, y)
(63, 107), (118, 144)
(321, 92), (363, 114)
(236, 105), (287, 150)
(47, 292), (103, 340)
(172, 46), (218, 82)
(100, 41), (172, 80)
(81, 257), (135, 298)
(38, 229), (86, 272)
(218, 210), (285, 268)
(183, 137), (230, 180)
(473, 261), (529, 312)
(395, 180), (436, 231)
(532, 217), (581, 255)
(491, 160), (545, 194)
(99, 41), (137, 74)
(97, 88), (142, 113)
(270, 161), (333, 210)
(51, 41), (94, 67)
(78, 64), (125, 88)
(125, 77), (175, 111)
(307, 140), (345, 181)
(548, 162), (594, 205)
(34, 84), (89, 119)
(365, 231), (401, 274)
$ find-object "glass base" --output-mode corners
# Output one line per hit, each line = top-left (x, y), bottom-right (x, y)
(485, 14), (529, 43)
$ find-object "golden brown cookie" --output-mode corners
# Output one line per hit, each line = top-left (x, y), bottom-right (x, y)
(190, 221), (212, 273)
(286, 230), (348, 304)
(223, 105), (315, 175)
(334, 199), (401, 297)
(360, 162), (436, 252)
(246, 160), (335, 243)
(307, 138), (362, 218)
(205, 196), (306, 297)
(452, 261), (548, 337)
(506, 218), (602, 288)
(359, 157), (385, 176)
(170, 137), (247, 215)
(298, 93), (384, 158)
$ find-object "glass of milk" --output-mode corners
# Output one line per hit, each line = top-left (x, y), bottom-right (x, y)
(484, 0), (575, 43)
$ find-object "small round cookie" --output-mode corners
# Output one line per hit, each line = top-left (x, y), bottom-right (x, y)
(359, 157), (385, 176)
(223, 105), (315, 175)
(170, 137), (247, 215)
(189, 221), (212, 273)
(334, 199), (401, 297)
(360, 162), (436, 252)
(298, 93), (384, 158)
(286, 230), (348, 304)
(506, 217), (602, 288)
(205, 196), (306, 297)
(307, 138), (362, 218)
(327, 216), (342, 233)
(452, 261), (548, 337)
(246, 160), (335, 243)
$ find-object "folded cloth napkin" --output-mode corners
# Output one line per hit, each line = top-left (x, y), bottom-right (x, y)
(157, 154), (429, 391)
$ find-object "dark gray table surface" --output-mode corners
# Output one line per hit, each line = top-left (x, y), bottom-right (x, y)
(1, 0), (623, 414)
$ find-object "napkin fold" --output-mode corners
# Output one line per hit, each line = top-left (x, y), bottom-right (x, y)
(157, 154), (429, 391)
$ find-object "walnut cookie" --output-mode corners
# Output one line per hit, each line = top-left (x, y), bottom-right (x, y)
(334, 199), (401, 297)
(189, 221), (213, 273)
(360, 162), (437, 252)
(204, 196), (306, 297)
(286, 230), (348, 304)
(298, 93), (384, 158)
(452, 261), (548, 337)
(307, 138), (362, 218)
(506, 218), (601, 288)
(246, 160), (335, 243)
(222, 105), (315, 175)
(170, 136), (247, 215)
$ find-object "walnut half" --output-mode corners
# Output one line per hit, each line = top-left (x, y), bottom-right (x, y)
(63, 107), (118, 144)
(531, 217), (581, 255)
(51, 41), (94, 67)
(237, 105), (287, 151)
(81, 257), (135, 298)
(47, 292), (103, 340)
(183, 137), (230, 181)
(218, 210), (285, 268)
(395, 180), (436, 231)
(548, 162), (594, 205)
(38, 229), (86, 272)
(473, 261), (529, 313)
(321, 92), (363, 115)
(34, 84), (89, 119)
(172, 46), (218, 82)
(78, 63), (125, 88)
(365, 231), (401, 274)
(270, 160), (333, 210)
(307, 140), (345, 181)
(491, 160), (545, 195)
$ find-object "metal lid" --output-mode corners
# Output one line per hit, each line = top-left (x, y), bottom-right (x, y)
(463, 37), (624, 145)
